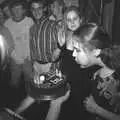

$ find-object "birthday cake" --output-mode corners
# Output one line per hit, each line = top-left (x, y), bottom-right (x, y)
(26, 70), (69, 100)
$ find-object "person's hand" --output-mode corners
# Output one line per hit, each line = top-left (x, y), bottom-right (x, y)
(84, 95), (99, 114)
(51, 90), (71, 105)
(52, 48), (61, 61)
(58, 25), (66, 47)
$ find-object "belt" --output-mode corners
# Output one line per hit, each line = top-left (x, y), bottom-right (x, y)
(36, 60), (49, 64)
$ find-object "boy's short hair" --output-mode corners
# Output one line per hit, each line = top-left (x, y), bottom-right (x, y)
(29, 0), (46, 11)
(30, 0), (45, 5)
(73, 23), (111, 50)
(49, 0), (65, 7)
(30, 0), (46, 7)
(9, 0), (27, 10)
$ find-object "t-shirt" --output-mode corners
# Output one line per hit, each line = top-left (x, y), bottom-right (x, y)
(4, 17), (34, 64)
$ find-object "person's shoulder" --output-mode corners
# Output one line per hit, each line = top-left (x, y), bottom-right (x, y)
(24, 16), (34, 23)
(30, 23), (35, 29)
(4, 18), (13, 26)
(24, 16), (33, 20)
(0, 25), (11, 34)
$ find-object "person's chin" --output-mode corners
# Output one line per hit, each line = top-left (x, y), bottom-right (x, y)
(70, 28), (76, 31)
(80, 65), (86, 68)
(80, 64), (89, 68)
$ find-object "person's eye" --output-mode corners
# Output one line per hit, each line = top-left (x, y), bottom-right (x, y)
(74, 17), (79, 21)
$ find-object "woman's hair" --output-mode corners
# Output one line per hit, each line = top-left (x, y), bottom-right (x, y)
(73, 23), (120, 70)
(73, 23), (111, 50)
(30, 0), (46, 7)
(100, 45), (120, 70)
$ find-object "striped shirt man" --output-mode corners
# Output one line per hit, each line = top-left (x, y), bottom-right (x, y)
(30, 16), (61, 73)
(30, 16), (59, 63)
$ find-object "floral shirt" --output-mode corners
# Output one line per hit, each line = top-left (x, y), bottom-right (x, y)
(92, 71), (120, 116)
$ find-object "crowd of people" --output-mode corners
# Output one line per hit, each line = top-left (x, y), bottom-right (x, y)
(0, 0), (120, 120)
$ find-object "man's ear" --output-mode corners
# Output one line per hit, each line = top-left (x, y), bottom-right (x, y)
(93, 49), (101, 57)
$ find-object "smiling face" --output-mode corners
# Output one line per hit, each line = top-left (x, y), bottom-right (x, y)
(31, 2), (44, 20)
(66, 10), (81, 31)
(11, 4), (25, 22)
(50, 0), (63, 18)
(72, 40), (101, 68)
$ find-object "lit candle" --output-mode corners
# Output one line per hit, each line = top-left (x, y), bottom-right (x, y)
(39, 75), (45, 84)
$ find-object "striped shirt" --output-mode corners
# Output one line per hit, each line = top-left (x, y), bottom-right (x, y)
(30, 16), (59, 63)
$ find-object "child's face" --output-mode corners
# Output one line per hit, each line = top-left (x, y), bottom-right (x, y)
(72, 40), (99, 68)
(31, 2), (44, 20)
(11, 4), (25, 21)
(66, 11), (81, 31)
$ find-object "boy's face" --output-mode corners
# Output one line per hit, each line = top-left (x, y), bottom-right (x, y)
(31, 2), (44, 20)
(11, 4), (25, 21)
(66, 11), (81, 31)
(72, 40), (99, 68)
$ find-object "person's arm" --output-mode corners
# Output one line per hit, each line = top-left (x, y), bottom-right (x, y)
(3, 27), (14, 55)
(57, 22), (66, 48)
(84, 95), (120, 120)
(29, 26), (35, 62)
(95, 105), (120, 120)
(45, 90), (70, 120)
(52, 48), (61, 62)
(52, 23), (66, 62)
(45, 101), (62, 120)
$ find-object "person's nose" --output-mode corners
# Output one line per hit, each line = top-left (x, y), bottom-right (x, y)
(71, 20), (74, 24)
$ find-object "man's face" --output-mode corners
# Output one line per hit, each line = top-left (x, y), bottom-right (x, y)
(31, 2), (44, 20)
(50, 1), (62, 17)
(66, 11), (81, 31)
(12, 4), (25, 21)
